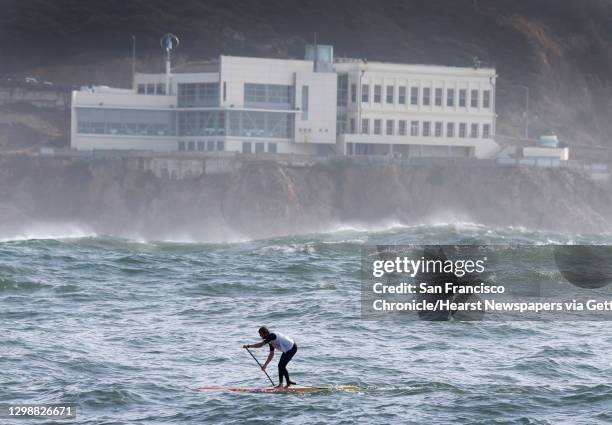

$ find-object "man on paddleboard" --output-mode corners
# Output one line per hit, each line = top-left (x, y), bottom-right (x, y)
(243, 326), (297, 388)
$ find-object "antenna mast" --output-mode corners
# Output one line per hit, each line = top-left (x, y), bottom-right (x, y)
(160, 33), (180, 95)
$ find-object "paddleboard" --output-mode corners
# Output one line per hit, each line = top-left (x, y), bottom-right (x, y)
(197, 385), (360, 394)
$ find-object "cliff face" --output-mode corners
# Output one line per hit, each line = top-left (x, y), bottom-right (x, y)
(2, 156), (610, 241)
(3, 0), (612, 146)
(0, 104), (67, 151)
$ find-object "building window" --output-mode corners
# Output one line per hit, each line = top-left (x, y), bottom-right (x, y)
(178, 141), (186, 151)
(91, 121), (107, 134)
(245, 83), (266, 102)
(355, 143), (369, 155)
(374, 119), (382, 135)
(137, 84), (146, 94)
(266, 85), (292, 104)
(398, 120), (407, 136)
(178, 83), (196, 105)
(423, 121), (431, 137)
(178, 111), (225, 137)
(374, 85), (382, 103)
(471, 89), (479, 108)
(187, 141), (195, 151)
(146, 83), (155, 95)
(350, 118), (355, 134)
(179, 83), (220, 107)
(459, 123), (467, 138)
(386, 86), (394, 104)
(362, 84), (369, 103)
(459, 89), (467, 107)
(398, 86), (406, 105)
(351, 84), (357, 103)
(242, 142), (252, 154)
(447, 89), (455, 107)
(423, 88), (431, 106)
(302, 86), (309, 120)
(271, 85), (291, 104)
(346, 143), (354, 155)
(206, 141), (215, 151)
(361, 119), (369, 134)
(255, 142), (265, 153)
(483, 90), (491, 109)
(197, 141), (205, 151)
(386, 120), (394, 135)
(244, 83), (292, 106)
(78, 108), (176, 137)
(410, 87), (419, 105)
(216, 141), (224, 151)
(337, 74), (348, 107)
(156, 83), (166, 95)
(337, 115), (347, 135)
(223, 82), (227, 101)
(435, 122), (443, 137)
(435, 88), (443, 106)
(268, 143), (277, 153)
(483, 124), (491, 138)
(228, 111), (294, 139)
(471, 123), (479, 138)
(447, 122), (455, 138)
(410, 121), (419, 136)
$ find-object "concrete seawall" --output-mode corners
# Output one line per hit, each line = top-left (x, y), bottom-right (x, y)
(38, 148), (610, 182)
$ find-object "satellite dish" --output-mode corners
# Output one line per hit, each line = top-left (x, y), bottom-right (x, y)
(161, 33), (180, 53)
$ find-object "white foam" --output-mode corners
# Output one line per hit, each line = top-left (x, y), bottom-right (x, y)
(321, 220), (413, 235)
(257, 243), (316, 254)
(112, 227), (253, 245)
(0, 222), (97, 242)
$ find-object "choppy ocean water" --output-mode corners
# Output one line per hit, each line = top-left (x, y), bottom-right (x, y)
(1, 223), (612, 424)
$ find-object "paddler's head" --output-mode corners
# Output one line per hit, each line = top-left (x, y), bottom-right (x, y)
(258, 326), (270, 339)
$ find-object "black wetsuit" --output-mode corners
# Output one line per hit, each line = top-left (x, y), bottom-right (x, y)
(264, 333), (297, 385)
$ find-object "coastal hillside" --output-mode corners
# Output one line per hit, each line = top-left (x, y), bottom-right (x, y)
(1, 156), (610, 241)
(2, 0), (612, 145)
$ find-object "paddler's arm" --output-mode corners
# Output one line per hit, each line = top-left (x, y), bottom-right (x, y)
(243, 341), (267, 349)
(261, 349), (274, 370)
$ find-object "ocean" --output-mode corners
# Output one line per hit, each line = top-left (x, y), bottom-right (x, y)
(1, 223), (611, 424)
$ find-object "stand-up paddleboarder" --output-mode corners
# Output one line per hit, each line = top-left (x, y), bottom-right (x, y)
(243, 326), (297, 388)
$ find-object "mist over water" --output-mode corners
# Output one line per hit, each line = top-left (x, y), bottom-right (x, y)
(0, 217), (472, 245)
(0, 222), (98, 243)
(3, 156), (612, 245)
(2, 223), (611, 424)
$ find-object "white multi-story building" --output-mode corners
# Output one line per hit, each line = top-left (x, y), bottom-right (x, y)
(71, 44), (499, 158)
(334, 60), (498, 158)
(72, 46), (337, 156)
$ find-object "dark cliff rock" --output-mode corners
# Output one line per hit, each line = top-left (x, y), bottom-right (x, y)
(1, 155), (610, 241)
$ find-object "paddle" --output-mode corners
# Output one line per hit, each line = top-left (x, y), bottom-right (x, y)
(244, 346), (276, 386)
